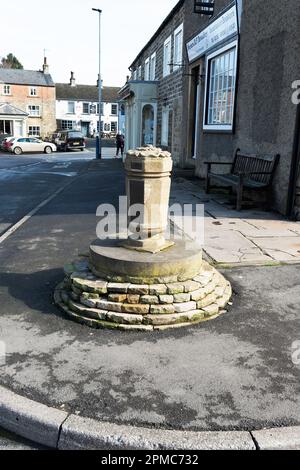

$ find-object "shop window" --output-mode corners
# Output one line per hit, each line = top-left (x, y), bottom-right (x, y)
(161, 106), (169, 146)
(68, 102), (75, 114)
(204, 42), (237, 131)
(111, 122), (117, 132)
(28, 126), (40, 136)
(62, 120), (75, 130)
(28, 105), (40, 116)
(163, 36), (172, 77)
(150, 53), (156, 80)
(173, 24), (183, 71)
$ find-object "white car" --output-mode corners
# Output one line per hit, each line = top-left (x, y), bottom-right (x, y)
(8, 137), (57, 155)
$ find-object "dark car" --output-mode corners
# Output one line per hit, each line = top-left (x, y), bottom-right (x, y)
(53, 130), (86, 151)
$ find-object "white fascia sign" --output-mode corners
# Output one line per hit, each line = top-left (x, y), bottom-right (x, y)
(186, 4), (238, 63)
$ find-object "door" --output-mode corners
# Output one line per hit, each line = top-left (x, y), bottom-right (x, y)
(14, 120), (23, 137)
(142, 104), (154, 146)
(81, 122), (89, 137)
(29, 138), (44, 152)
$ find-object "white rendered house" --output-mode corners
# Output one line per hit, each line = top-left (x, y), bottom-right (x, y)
(56, 73), (120, 137)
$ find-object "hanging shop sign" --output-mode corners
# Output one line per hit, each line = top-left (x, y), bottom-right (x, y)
(187, 4), (238, 63)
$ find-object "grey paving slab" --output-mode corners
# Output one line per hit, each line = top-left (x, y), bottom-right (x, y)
(251, 237), (300, 262)
(204, 230), (272, 264)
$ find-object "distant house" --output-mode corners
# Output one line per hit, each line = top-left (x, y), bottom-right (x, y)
(0, 58), (56, 138)
(55, 73), (121, 137)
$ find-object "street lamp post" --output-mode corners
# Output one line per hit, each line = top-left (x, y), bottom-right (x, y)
(92, 8), (102, 159)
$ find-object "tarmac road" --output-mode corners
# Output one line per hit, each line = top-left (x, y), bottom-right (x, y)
(0, 156), (299, 435)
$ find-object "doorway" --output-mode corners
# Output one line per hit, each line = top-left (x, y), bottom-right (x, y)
(142, 104), (155, 146)
(81, 122), (90, 137)
(0, 119), (13, 135)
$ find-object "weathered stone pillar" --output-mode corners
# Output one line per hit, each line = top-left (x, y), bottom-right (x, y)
(123, 146), (174, 253)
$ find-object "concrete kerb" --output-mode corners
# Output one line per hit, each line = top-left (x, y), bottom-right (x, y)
(1, 385), (300, 450)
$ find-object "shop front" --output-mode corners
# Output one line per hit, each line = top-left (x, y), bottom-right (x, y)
(185, 2), (239, 172)
(118, 81), (158, 153)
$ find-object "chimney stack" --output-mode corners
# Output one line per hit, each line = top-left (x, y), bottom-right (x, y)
(70, 71), (76, 87)
(43, 57), (49, 74)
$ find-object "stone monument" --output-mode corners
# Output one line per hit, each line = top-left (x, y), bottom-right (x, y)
(55, 146), (232, 331)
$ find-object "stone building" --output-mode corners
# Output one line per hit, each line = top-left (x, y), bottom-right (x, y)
(119, 0), (185, 163)
(121, 0), (300, 218)
(0, 58), (56, 138)
(56, 73), (120, 137)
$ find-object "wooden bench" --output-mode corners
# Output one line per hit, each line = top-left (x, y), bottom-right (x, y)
(205, 149), (280, 211)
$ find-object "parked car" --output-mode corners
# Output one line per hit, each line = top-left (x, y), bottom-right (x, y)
(8, 137), (57, 155)
(52, 130), (86, 151)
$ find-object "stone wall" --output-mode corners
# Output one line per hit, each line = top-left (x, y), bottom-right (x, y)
(182, 0), (300, 215)
(233, 0), (300, 215)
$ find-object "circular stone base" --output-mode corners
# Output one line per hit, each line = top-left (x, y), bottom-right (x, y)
(54, 257), (232, 331)
(89, 238), (203, 284)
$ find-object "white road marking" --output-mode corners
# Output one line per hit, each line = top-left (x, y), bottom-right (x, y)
(0, 177), (79, 245)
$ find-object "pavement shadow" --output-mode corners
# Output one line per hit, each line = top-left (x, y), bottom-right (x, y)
(0, 268), (66, 320)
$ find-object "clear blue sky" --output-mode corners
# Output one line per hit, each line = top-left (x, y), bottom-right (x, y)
(0, 0), (179, 87)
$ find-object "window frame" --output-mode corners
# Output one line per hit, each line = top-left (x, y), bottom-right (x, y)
(144, 57), (150, 81)
(111, 104), (118, 116)
(28, 105), (41, 117)
(173, 23), (183, 72)
(29, 86), (37, 97)
(61, 120), (76, 130)
(82, 102), (90, 114)
(28, 125), (40, 137)
(203, 40), (238, 132)
(150, 52), (156, 80)
(3, 85), (11, 95)
(67, 101), (75, 114)
(163, 35), (172, 77)
(138, 65), (142, 80)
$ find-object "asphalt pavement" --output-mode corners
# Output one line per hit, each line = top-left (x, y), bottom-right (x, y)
(0, 154), (299, 436)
